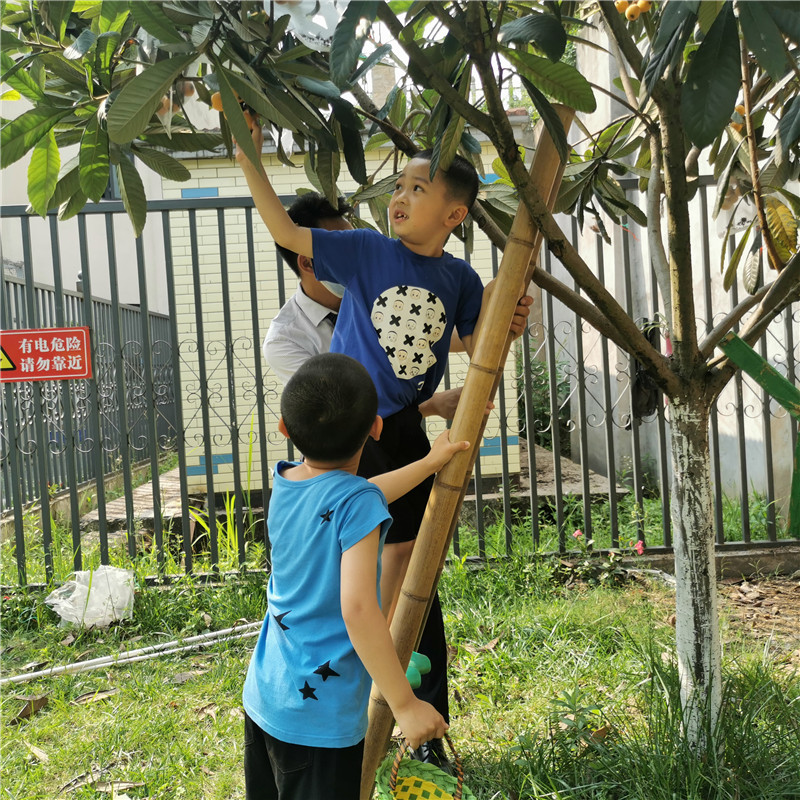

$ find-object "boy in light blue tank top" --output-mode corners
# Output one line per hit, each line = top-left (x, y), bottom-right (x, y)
(242, 353), (469, 799)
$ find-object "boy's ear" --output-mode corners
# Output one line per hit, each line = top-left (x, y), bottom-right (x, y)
(369, 415), (383, 442)
(446, 204), (469, 229)
(278, 417), (290, 439)
(297, 255), (314, 275)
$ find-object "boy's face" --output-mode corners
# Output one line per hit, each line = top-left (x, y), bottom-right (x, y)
(389, 157), (467, 257)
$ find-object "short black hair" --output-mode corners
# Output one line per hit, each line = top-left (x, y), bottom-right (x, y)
(276, 193), (353, 276)
(414, 149), (479, 210)
(281, 353), (377, 461)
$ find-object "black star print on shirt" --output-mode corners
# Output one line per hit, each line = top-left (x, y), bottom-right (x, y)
(320, 509), (333, 523)
(273, 611), (290, 630)
(314, 661), (341, 681)
(299, 681), (318, 700)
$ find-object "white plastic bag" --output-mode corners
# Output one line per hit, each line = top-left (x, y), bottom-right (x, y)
(45, 565), (135, 628)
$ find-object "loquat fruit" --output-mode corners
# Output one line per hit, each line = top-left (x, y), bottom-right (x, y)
(210, 91), (223, 111)
(616, 0), (629, 11)
(626, 4), (641, 20)
(637, 0), (652, 10)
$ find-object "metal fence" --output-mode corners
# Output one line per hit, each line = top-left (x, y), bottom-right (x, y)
(1, 187), (797, 588)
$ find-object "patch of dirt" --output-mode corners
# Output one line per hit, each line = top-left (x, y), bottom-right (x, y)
(718, 575), (800, 668)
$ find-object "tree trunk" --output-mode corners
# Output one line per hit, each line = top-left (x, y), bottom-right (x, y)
(669, 396), (722, 751)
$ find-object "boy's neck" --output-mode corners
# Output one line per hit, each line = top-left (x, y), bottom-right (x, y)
(397, 237), (446, 259)
(283, 450), (363, 481)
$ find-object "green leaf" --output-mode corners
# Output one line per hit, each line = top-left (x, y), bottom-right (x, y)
(297, 76), (341, 101)
(520, 76), (568, 163)
(315, 146), (341, 207)
(140, 132), (223, 151)
(94, 31), (121, 90)
(212, 62), (261, 170)
(330, 97), (363, 132)
(339, 122), (367, 186)
(351, 43), (392, 84)
(505, 51), (595, 113)
(722, 218), (754, 288)
(681, 2), (740, 149)
(1, 52), (45, 102)
(221, 71), (296, 132)
(58, 188), (88, 222)
(106, 53), (196, 143)
(764, 1), (800, 44)
(349, 172), (397, 203)
(765, 197), (798, 261)
(129, 1), (187, 43)
(64, 28), (97, 60)
(742, 236), (762, 295)
(1, 106), (73, 169)
(37, 52), (91, 89)
(643, 4), (697, 98)
(96, 0), (129, 34)
(776, 98), (800, 165)
(27, 131), (60, 217)
(49, 161), (81, 211)
(738, 2), (789, 81)
(117, 156), (146, 236)
(39, 0), (75, 42)
(498, 12), (566, 62)
(79, 116), (110, 202)
(131, 145), (191, 181)
(329, 1), (378, 88)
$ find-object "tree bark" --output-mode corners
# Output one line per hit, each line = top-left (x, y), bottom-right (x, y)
(669, 396), (722, 752)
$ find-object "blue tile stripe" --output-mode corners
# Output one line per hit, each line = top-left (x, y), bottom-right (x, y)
(181, 187), (219, 198)
(480, 435), (519, 456)
(186, 452), (234, 475)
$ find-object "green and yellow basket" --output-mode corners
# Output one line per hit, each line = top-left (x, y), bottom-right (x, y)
(375, 734), (476, 800)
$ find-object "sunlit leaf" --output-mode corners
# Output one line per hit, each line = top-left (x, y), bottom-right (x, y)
(28, 131), (60, 217)
(722, 219), (754, 289)
(132, 145), (191, 182)
(505, 51), (595, 113)
(63, 28), (97, 60)
(117, 156), (146, 237)
(742, 238), (762, 295)
(1, 52), (45, 102)
(129, 1), (188, 43)
(764, 196), (798, 263)
(106, 53), (196, 143)
(79, 116), (110, 202)
(1, 106), (72, 169)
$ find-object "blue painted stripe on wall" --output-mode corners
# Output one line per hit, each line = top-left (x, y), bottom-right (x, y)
(181, 187), (219, 198)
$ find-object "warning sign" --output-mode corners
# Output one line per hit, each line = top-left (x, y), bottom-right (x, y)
(0, 327), (93, 383)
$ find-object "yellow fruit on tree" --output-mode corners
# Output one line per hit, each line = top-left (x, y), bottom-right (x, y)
(626, 4), (641, 20)
(616, 0), (629, 11)
(638, 0), (652, 11)
(210, 91), (223, 111)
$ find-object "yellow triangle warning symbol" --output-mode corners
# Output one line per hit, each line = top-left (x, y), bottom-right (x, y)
(1, 347), (16, 371)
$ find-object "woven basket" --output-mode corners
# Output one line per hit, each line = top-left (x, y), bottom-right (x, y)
(374, 734), (476, 800)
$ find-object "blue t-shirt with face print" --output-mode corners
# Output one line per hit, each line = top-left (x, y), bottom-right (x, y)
(311, 227), (484, 418)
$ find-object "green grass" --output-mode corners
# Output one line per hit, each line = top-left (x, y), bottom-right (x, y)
(2, 553), (798, 799)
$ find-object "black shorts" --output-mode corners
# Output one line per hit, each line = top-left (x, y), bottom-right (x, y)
(357, 405), (433, 544)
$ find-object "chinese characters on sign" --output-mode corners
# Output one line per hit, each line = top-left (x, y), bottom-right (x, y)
(0, 327), (93, 382)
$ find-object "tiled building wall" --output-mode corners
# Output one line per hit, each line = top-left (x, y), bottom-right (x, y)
(162, 147), (522, 496)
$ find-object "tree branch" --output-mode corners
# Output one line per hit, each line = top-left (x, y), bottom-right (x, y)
(698, 283), (771, 359)
(647, 130), (673, 329)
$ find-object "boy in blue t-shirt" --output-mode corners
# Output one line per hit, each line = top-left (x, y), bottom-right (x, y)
(243, 352), (468, 799)
(238, 127), (530, 764)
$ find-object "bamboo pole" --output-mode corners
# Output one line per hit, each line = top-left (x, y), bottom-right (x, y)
(360, 106), (575, 799)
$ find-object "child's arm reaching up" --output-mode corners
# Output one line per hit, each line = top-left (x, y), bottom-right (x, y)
(341, 528), (448, 749)
(368, 430), (469, 505)
(235, 123), (312, 259)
